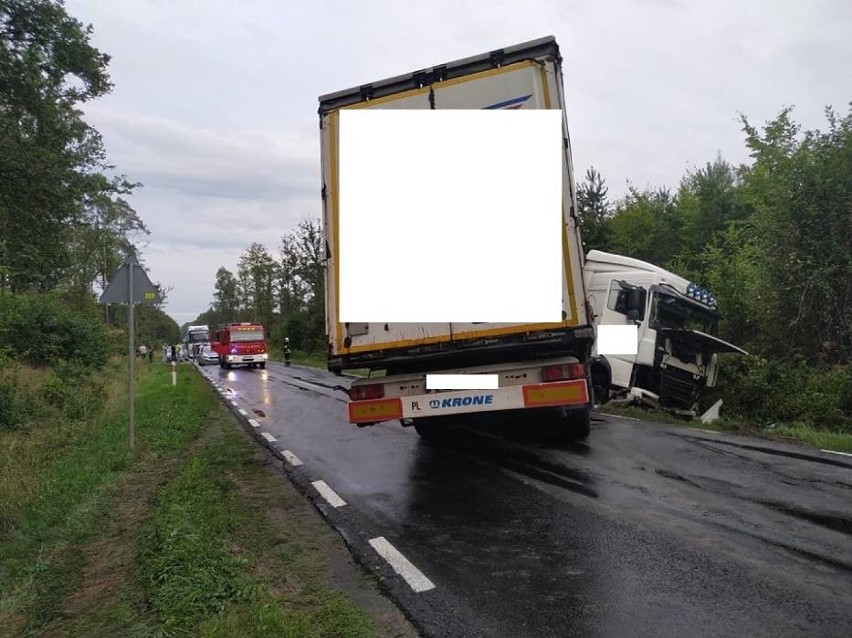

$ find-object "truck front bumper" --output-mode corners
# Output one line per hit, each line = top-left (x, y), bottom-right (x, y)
(226, 353), (268, 364)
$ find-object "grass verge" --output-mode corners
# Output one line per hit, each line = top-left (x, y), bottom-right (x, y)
(0, 361), (414, 637)
(268, 351), (375, 378)
(599, 404), (852, 453)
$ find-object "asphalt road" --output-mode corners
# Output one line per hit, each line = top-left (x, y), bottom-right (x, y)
(199, 361), (852, 638)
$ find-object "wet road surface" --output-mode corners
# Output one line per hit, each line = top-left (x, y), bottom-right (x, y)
(199, 361), (852, 638)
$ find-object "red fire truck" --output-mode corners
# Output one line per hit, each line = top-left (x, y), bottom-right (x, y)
(212, 322), (269, 369)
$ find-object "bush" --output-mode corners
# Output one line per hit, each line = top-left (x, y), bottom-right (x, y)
(0, 293), (110, 369)
(40, 361), (108, 421)
(710, 355), (852, 431)
(0, 368), (21, 431)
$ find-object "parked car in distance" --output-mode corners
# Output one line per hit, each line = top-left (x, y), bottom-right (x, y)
(197, 345), (219, 366)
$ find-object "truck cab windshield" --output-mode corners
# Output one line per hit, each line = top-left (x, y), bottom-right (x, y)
(188, 331), (209, 343)
(650, 292), (718, 335)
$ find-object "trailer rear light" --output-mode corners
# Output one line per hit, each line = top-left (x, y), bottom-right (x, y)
(541, 363), (586, 382)
(349, 383), (385, 401)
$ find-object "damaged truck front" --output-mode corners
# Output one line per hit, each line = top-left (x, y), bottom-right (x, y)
(584, 250), (747, 416)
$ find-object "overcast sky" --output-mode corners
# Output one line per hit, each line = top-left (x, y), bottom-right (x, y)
(65, 0), (851, 327)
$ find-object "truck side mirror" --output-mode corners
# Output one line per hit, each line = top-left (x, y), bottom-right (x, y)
(626, 288), (646, 321)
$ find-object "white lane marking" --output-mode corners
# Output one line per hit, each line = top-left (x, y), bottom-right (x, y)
(238, 408), (248, 416)
(312, 480), (347, 508)
(230, 400), (239, 407)
(693, 429), (720, 434)
(368, 537), (436, 593)
(261, 432), (277, 443)
(248, 419), (260, 428)
(821, 449), (852, 458)
(282, 450), (303, 466)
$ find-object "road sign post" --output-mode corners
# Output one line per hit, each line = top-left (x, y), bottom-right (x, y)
(100, 254), (161, 450)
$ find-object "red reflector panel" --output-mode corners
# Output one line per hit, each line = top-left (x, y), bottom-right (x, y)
(348, 398), (403, 423)
(350, 383), (384, 401)
(523, 380), (589, 408)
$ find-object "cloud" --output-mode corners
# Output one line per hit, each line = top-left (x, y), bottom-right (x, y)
(76, 106), (321, 323)
(63, 0), (852, 326)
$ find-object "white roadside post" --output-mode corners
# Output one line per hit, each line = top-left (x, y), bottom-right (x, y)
(171, 360), (177, 386)
(100, 253), (161, 450)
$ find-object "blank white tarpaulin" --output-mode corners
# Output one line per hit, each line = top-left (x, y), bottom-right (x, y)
(338, 109), (563, 324)
(596, 325), (639, 355)
(426, 374), (499, 390)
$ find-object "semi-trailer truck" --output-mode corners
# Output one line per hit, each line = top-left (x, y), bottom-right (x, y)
(319, 36), (597, 440)
(584, 250), (747, 416)
(183, 324), (210, 359)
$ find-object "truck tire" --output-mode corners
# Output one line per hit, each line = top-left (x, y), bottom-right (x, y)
(590, 363), (610, 406)
(259, 362), (266, 369)
(413, 418), (450, 443)
(563, 405), (591, 440)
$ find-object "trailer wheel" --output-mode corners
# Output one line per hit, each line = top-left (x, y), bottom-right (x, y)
(563, 405), (591, 439)
(413, 418), (450, 443)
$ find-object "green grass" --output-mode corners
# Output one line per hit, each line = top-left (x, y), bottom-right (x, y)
(600, 404), (852, 453)
(268, 350), (326, 369)
(268, 351), (374, 377)
(0, 361), (397, 638)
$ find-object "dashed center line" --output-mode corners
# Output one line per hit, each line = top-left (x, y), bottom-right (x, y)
(368, 537), (436, 593)
(312, 480), (346, 507)
(821, 449), (852, 458)
(261, 432), (277, 443)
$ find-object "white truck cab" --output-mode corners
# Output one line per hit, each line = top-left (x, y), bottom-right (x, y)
(584, 250), (747, 416)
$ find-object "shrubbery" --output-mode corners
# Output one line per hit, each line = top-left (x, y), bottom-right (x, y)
(40, 361), (109, 422)
(0, 293), (113, 431)
(707, 355), (852, 432)
(0, 356), (23, 430)
(0, 293), (110, 369)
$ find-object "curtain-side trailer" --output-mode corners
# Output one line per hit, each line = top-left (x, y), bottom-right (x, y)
(318, 36), (596, 440)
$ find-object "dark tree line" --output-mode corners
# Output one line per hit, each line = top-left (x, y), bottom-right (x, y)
(0, 0), (179, 363)
(195, 218), (325, 353)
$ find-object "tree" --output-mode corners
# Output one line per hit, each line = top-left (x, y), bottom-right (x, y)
(672, 154), (744, 278)
(212, 266), (239, 322)
(277, 233), (306, 318)
(294, 217), (325, 303)
(236, 243), (277, 326)
(576, 167), (611, 251)
(605, 186), (684, 267)
(0, 0), (142, 294)
(736, 104), (852, 363)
